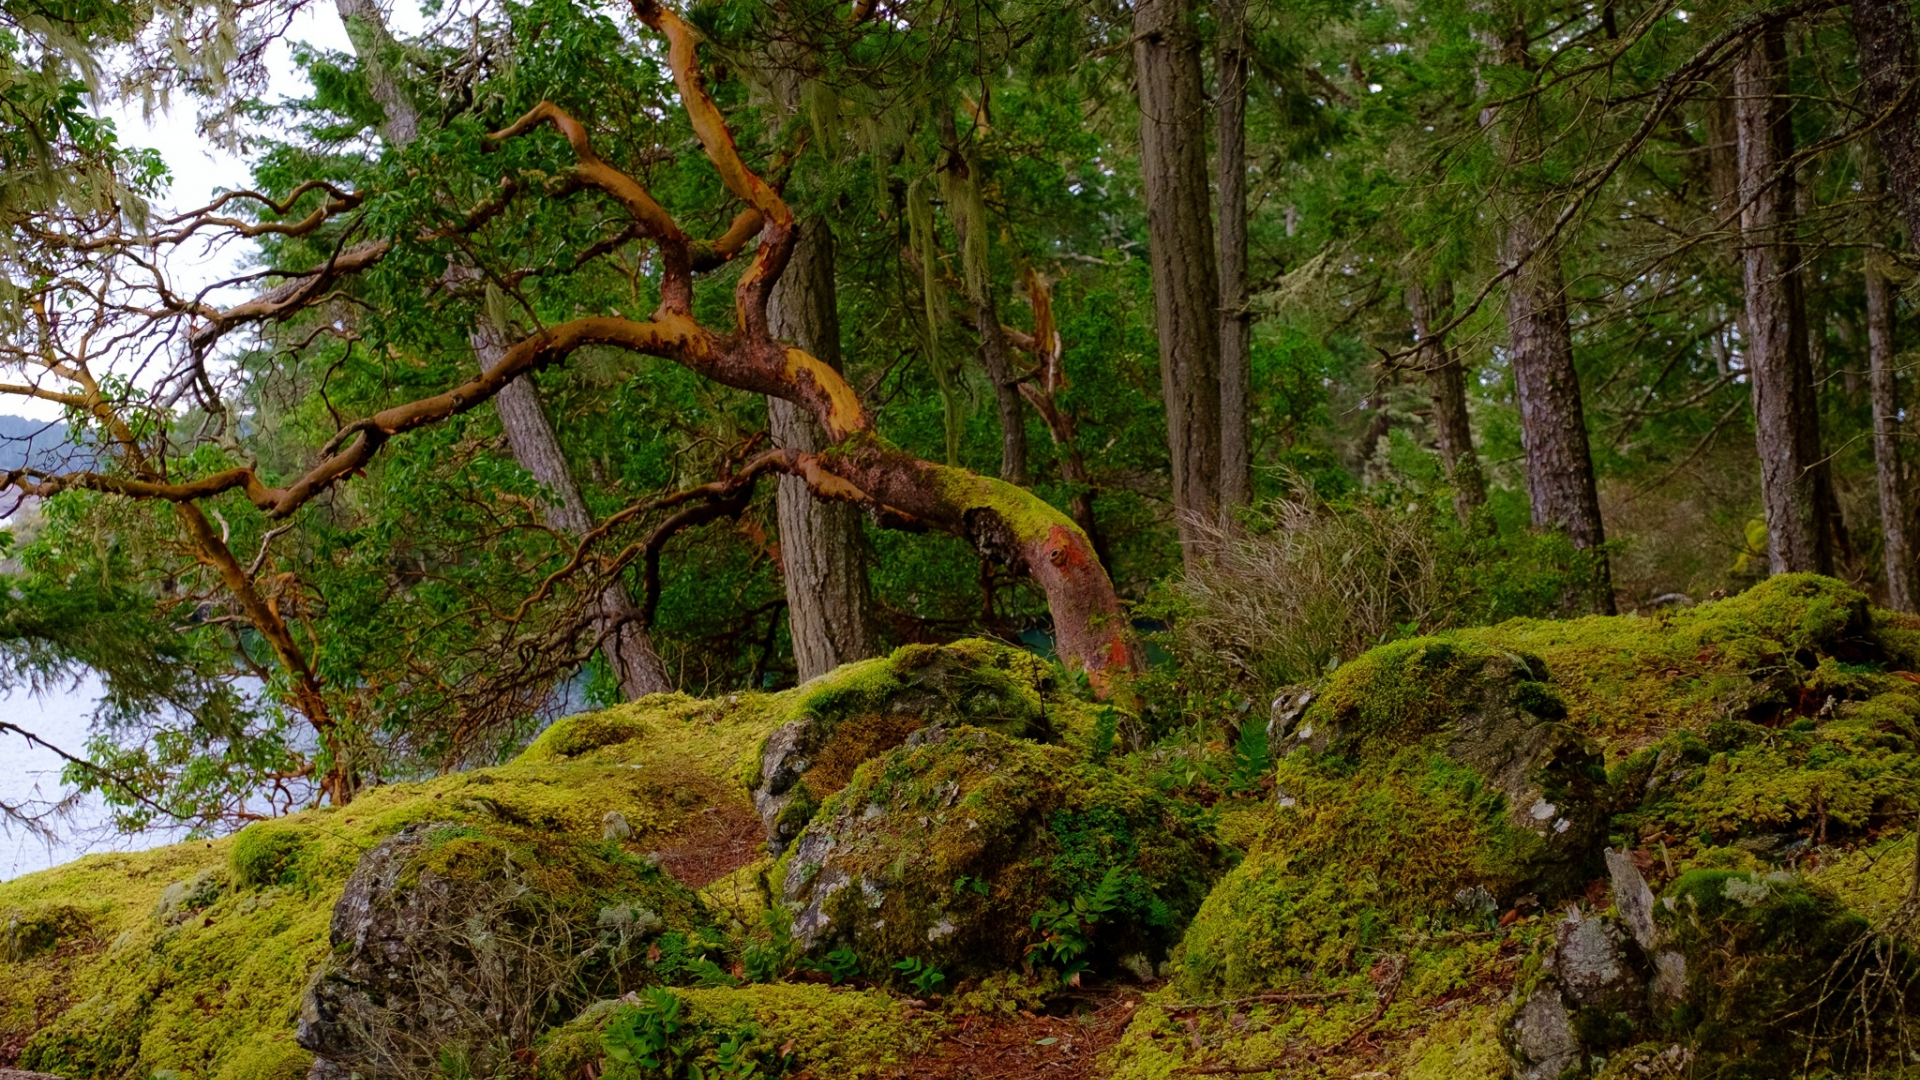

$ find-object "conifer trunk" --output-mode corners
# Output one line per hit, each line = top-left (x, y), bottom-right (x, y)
(1135, 0), (1223, 564)
(1850, 0), (1920, 244)
(1216, 0), (1252, 516)
(1867, 265), (1915, 611)
(768, 219), (881, 681)
(1735, 27), (1834, 576)
(1479, 16), (1614, 612)
(1408, 279), (1486, 524)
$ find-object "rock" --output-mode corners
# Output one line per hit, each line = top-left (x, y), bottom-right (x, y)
(1282, 639), (1607, 883)
(775, 727), (1222, 977)
(1266, 686), (1315, 744)
(152, 867), (224, 924)
(298, 820), (709, 1079)
(1605, 848), (1662, 952)
(1507, 985), (1581, 1080)
(602, 810), (632, 841)
(750, 642), (1070, 855)
(1551, 908), (1638, 1013)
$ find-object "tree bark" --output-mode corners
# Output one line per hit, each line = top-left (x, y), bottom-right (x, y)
(1851, 0), (1920, 244)
(1479, 17), (1614, 612)
(1735, 26), (1834, 576)
(1407, 279), (1487, 524)
(1867, 264), (1916, 610)
(767, 217), (881, 681)
(1135, 0), (1223, 565)
(975, 292), (1031, 486)
(471, 320), (674, 696)
(1216, 0), (1252, 517)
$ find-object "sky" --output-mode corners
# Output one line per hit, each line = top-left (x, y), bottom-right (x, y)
(0, 0), (422, 880)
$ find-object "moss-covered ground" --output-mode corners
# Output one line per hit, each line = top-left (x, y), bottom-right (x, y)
(5, 579), (1920, 1079)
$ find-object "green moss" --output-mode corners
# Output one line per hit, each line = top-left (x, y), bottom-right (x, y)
(777, 727), (1223, 977)
(0, 687), (790, 1080)
(1178, 750), (1539, 993)
(230, 821), (312, 889)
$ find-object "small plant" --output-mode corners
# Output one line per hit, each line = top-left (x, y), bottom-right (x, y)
(805, 945), (860, 986)
(1028, 865), (1127, 985)
(1225, 720), (1273, 793)
(604, 987), (692, 1075)
(892, 956), (947, 997)
(953, 875), (990, 897)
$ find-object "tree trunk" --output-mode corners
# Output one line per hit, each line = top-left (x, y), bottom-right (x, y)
(1135, 0), (1223, 565)
(1867, 264), (1916, 610)
(768, 218), (881, 681)
(1851, 0), (1920, 244)
(1735, 26), (1834, 576)
(1216, 0), (1252, 517)
(330, 0), (675, 698)
(471, 320), (674, 696)
(975, 292), (1031, 487)
(1480, 18), (1614, 612)
(1407, 279), (1487, 524)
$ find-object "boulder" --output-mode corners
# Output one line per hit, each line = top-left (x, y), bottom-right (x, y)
(298, 821), (710, 1079)
(750, 642), (1079, 856)
(775, 726), (1222, 978)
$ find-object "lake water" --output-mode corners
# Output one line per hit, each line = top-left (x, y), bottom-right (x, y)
(0, 677), (177, 881)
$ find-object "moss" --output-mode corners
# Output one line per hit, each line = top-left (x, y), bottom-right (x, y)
(778, 727), (1223, 977)
(1654, 867), (1917, 1075)
(1178, 749), (1542, 993)
(1302, 637), (1562, 746)
(1400, 1001), (1511, 1080)
(230, 821), (312, 889)
(0, 687), (791, 1080)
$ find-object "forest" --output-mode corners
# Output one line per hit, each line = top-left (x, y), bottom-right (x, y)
(2, 0), (1920, 1075)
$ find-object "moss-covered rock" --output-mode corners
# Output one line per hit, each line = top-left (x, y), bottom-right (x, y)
(776, 726), (1222, 979)
(750, 640), (1096, 854)
(296, 820), (711, 1079)
(1182, 639), (1604, 994)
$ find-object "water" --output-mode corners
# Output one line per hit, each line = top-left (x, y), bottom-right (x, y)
(0, 677), (177, 881)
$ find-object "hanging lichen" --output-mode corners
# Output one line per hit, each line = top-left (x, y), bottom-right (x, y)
(906, 172), (963, 465)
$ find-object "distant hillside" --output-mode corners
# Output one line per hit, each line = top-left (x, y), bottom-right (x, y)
(0, 414), (92, 474)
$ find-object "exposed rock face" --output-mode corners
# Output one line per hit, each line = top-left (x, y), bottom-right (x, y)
(1507, 985), (1581, 1080)
(775, 727), (1222, 977)
(751, 642), (1066, 854)
(298, 821), (708, 1080)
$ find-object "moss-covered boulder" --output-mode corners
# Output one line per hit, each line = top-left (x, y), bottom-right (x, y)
(1181, 638), (1605, 994)
(296, 820), (710, 1079)
(750, 640), (1089, 855)
(775, 726), (1222, 980)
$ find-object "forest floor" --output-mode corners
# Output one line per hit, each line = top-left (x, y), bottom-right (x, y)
(891, 987), (1143, 1079)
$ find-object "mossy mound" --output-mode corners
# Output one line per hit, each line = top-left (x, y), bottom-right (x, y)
(750, 639), (1098, 853)
(1181, 638), (1603, 994)
(775, 726), (1223, 979)
(1657, 868), (1914, 1076)
(297, 820), (713, 1079)
(0, 689), (788, 1080)
(533, 984), (940, 1080)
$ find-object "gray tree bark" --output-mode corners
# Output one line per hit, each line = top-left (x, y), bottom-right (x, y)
(1735, 27), (1834, 576)
(768, 218), (881, 681)
(1407, 279), (1487, 524)
(1216, 0), (1252, 516)
(1135, 0), (1223, 566)
(335, 0), (672, 696)
(1850, 0), (1920, 244)
(1480, 17), (1614, 611)
(1867, 264), (1916, 611)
